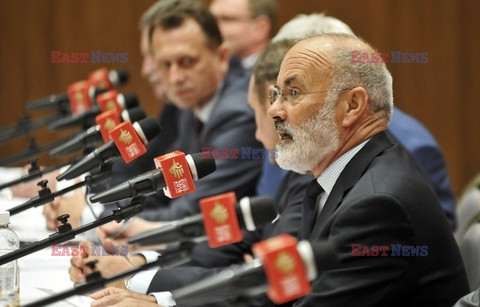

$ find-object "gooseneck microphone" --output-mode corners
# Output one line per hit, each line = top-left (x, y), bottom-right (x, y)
(172, 238), (338, 306)
(128, 195), (276, 246)
(57, 116), (161, 181)
(89, 152), (216, 203)
(49, 106), (146, 157)
(47, 92), (139, 131)
(25, 68), (128, 111)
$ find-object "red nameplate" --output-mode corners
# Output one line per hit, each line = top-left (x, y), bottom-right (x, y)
(253, 234), (311, 304)
(67, 81), (92, 114)
(97, 89), (121, 114)
(88, 67), (114, 90)
(109, 121), (146, 163)
(96, 109), (120, 142)
(199, 192), (243, 248)
(154, 151), (196, 199)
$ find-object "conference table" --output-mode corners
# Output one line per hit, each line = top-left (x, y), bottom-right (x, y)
(1, 168), (93, 306)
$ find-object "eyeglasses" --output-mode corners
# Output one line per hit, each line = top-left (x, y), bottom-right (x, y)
(268, 87), (349, 105)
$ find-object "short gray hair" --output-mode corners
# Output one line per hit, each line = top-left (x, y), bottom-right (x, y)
(272, 13), (354, 42)
(320, 34), (393, 120)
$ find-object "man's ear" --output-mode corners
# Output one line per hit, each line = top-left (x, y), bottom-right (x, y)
(217, 42), (230, 63)
(341, 87), (369, 127)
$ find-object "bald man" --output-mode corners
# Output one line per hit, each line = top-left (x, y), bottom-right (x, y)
(267, 33), (468, 307)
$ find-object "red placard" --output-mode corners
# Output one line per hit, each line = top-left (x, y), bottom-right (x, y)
(88, 67), (114, 90)
(96, 109), (120, 142)
(199, 192), (243, 248)
(253, 234), (311, 304)
(67, 80), (92, 114)
(153, 151), (196, 199)
(97, 89), (121, 114)
(109, 121), (146, 163)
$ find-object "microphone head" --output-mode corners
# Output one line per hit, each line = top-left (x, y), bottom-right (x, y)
(92, 87), (108, 99)
(122, 107), (146, 123)
(237, 196), (277, 231)
(120, 93), (139, 109)
(110, 69), (129, 86)
(136, 117), (162, 143)
(188, 152), (216, 181)
(26, 93), (69, 110)
(49, 128), (98, 157)
(48, 106), (100, 131)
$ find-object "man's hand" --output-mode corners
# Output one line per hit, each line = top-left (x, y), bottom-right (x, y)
(10, 169), (59, 199)
(90, 287), (159, 307)
(68, 239), (146, 288)
(69, 240), (92, 282)
(43, 186), (86, 230)
(96, 218), (163, 243)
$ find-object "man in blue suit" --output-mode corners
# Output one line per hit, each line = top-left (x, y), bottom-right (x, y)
(388, 108), (456, 227)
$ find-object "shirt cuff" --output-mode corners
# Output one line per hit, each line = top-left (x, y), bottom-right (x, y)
(126, 269), (158, 293)
(150, 292), (176, 306)
(131, 250), (160, 264)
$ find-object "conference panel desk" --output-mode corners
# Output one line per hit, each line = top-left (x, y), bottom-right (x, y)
(0, 168), (94, 306)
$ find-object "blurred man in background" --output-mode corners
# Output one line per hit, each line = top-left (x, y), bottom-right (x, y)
(209, 0), (275, 70)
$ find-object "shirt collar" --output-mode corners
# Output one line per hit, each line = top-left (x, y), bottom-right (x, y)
(194, 80), (224, 124)
(317, 139), (370, 194)
(241, 53), (259, 70)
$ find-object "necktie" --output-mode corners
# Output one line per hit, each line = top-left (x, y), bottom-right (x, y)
(194, 117), (204, 139)
(300, 179), (324, 239)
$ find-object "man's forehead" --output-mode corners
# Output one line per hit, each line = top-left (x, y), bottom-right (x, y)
(152, 21), (208, 53)
(277, 47), (331, 87)
(210, 0), (249, 15)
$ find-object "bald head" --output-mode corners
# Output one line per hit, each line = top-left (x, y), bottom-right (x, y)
(269, 33), (393, 176)
(283, 34), (393, 120)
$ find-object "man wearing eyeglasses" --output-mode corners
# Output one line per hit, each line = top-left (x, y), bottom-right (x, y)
(265, 33), (468, 307)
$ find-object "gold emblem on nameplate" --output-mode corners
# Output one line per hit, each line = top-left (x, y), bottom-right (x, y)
(104, 118), (116, 131)
(275, 252), (296, 274)
(210, 202), (229, 224)
(118, 129), (133, 144)
(169, 159), (184, 179)
(106, 100), (117, 110)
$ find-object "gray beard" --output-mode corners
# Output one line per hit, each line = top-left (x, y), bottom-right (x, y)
(275, 97), (340, 174)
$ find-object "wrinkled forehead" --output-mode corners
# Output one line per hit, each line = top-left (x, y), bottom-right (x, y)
(277, 40), (334, 89)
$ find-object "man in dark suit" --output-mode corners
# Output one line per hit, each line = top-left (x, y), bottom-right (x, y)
(46, 0), (263, 237)
(262, 33), (468, 306)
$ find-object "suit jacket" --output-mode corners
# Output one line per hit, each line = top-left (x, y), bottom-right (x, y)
(146, 171), (311, 294)
(388, 107), (456, 229)
(293, 131), (468, 307)
(104, 58), (263, 221)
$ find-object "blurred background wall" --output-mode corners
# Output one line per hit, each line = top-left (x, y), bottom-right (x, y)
(0, 0), (478, 196)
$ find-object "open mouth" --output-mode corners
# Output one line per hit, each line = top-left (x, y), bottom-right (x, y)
(277, 131), (292, 140)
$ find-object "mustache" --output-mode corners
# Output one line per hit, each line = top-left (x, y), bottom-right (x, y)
(274, 120), (295, 137)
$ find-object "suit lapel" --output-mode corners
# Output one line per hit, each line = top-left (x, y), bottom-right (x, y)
(309, 132), (394, 239)
(201, 57), (247, 139)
